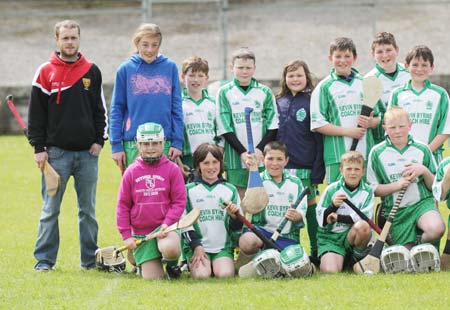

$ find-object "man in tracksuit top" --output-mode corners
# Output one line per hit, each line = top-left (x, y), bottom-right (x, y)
(28, 20), (108, 272)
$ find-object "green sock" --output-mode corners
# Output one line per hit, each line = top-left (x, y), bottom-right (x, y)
(163, 258), (179, 267)
(306, 203), (318, 257)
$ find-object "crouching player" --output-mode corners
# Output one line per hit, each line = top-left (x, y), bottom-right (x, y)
(432, 157), (450, 270)
(238, 142), (312, 276)
(116, 123), (186, 280)
(367, 107), (445, 250)
(181, 143), (242, 278)
(316, 151), (374, 273)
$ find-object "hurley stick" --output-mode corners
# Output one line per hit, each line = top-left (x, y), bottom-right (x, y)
(4, 95), (60, 196)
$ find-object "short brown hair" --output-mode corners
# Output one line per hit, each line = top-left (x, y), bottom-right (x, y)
(330, 37), (357, 57)
(231, 47), (256, 64)
(263, 141), (288, 157)
(340, 151), (364, 168)
(132, 23), (162, 53)
(193, 143), (224, 176)
(55, 20), (80, 37)
(371, 32), (398, 51)
(405, 45), (434, 66)
(181, 56), (209, 75)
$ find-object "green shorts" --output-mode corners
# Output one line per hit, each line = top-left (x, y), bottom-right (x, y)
(182, 245), (234, 262)
(286, 168), (317, 199)
(317, 229), (351, 258)
(133, 231), (162, 266)
(123, 140), (172, 167)
(226, 167), (265, 188)
(389, 198), (438, 245)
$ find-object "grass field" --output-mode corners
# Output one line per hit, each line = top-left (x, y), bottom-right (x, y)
(0, 135), (449, 310)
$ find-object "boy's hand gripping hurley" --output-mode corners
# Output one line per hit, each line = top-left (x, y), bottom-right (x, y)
(350, 76), (383, 151)
(240, 107), (269, 214)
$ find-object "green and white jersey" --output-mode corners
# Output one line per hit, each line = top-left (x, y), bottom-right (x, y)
(182, 88), (222, 157)
(311, 68), (375, 165)
(316, 177), (374, 234)
(251, 170), (307, 242)
(216, 78), (278, 169)
(432, 156), (450, 202)
(389, 79), (450, 159)
(365, 63), (410, 143)
(367, 135), (437, 210)
(184, 180), (241, 254)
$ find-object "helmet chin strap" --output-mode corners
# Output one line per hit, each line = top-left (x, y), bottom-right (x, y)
(142, 155), (162, 164)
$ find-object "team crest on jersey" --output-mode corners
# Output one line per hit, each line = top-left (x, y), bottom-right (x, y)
(296, 108), (306, 122)
(145, 177), (155, 189)
(426, 100), (433, 110)
(288, 193), (294, 203)
(207, 111), (213, 121)
(254, 101), (262, 109)
(359, 92), (364, 101)
(82, 78), (91, 90)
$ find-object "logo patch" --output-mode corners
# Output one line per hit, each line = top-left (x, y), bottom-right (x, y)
(82, 78), (91, 90)
(296, 108), (307, 122)
(426, 100), (433, 110)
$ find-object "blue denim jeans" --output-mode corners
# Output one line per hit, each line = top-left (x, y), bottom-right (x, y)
(34, 146), (99, 269)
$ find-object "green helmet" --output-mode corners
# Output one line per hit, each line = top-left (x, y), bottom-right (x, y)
(136, 122), (165, 143)
(280, 245), (313, 278)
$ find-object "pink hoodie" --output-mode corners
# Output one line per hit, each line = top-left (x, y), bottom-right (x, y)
(116, 156), (186, 240)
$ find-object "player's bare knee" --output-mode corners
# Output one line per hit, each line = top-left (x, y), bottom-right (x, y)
(239, 233), (260, 254)
(353, 220), (370, 235)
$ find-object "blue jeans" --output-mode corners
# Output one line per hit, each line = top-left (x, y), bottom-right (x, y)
(34, 146), (99, 269)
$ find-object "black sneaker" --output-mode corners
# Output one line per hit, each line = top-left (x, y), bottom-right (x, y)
(309, 255), (320, 268)
(166, 265), (182, 279)
(34, 262), (54, 272)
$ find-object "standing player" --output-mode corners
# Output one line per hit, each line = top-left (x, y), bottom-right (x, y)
(28, 20), (108, 271)
(276, 59), (325, 264)
(182, 143), (242, 278)
(432, 157), (450, 269)
(110, 23), (183, 171)
(216, 47), (278, 199)
(365, 32), (410, 144)
(116, 122), (186, 280)
(316, 151), (374, 273)
(310, 37), (378, 184)
(367, 107), (445, 249)
(178, 56), (222, 178)
(238, 142), (307, 261)
(389, 45), (450, 163)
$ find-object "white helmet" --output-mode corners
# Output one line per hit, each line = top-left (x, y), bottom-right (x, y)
(410, 243), (440, 273)
(252, 249), (284, 278)
(95, 246), (126, 273)
(381, 245), (412, 273)
(136, 122), (165, 143)
(280, 244), (314, 278)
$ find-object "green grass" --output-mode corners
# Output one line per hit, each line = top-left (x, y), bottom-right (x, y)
(0, 135), (449, 310)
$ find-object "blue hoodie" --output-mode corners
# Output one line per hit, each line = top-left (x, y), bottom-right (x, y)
(109, 54), (183, 153)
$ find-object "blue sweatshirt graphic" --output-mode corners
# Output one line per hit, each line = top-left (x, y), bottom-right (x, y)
(110, 54), (183, 153)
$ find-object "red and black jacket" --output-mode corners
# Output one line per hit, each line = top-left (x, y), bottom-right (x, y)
(28, 52), (108, 153)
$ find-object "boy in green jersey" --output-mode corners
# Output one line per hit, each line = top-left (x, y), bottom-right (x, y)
(367, 107), (444, 248)
(216, 47), (278, 199)
(311, 37), (379, 184)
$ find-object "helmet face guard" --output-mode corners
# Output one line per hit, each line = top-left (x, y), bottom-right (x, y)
(95, 246), (126, 273)
(252, 249), (284, 278)
(410, 243), (440, 273)
(381, 245), (412, 273)
(280, 245), (314, 278)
